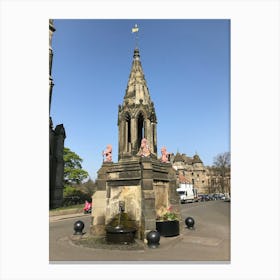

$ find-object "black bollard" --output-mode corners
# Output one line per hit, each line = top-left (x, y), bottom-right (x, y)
(146, 230), (160, 248)
(73, 220), (85, 235)
(185, 217), (195, 230)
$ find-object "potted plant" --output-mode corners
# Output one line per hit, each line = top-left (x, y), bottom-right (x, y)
(156, 206), (180, 237)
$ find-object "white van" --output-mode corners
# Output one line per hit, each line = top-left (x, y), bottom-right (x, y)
(176, 183), (198, 204)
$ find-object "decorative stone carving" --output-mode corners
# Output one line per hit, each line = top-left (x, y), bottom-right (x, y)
(137, 138), (151, 157)
(103, 144), (112, 162)
(160, 146), (169, 163)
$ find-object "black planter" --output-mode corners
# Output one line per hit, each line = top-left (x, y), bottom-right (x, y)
(156, 220), (179, 237)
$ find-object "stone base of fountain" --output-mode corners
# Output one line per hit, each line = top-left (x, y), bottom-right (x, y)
(105, 226), (137, 244)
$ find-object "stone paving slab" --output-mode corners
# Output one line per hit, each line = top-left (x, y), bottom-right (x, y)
(181, 236), (223, 246)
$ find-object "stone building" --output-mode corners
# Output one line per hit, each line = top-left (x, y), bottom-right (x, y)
(49, 19), (66, 209)
(170, 152), (231, 195)
(207, 166), (231, 195)
(171, 152), (209, 194)
(91, 47), (180, 240)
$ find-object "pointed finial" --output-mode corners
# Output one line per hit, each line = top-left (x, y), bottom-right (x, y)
(131, 24), (139, 48)
(133, 48), (140, 60)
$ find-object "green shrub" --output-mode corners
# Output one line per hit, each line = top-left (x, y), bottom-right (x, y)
(63, 185), (92, 206)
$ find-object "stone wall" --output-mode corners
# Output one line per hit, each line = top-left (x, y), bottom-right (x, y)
(91, 157), (180, 240)
(49, 123), (66, 209)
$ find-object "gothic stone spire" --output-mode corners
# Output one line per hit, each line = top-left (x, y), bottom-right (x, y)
(118, 48), (157, 160)
(123, 48), (152, 106)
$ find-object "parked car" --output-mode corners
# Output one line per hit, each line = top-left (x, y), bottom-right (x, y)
(212, 193), (220, 200)
(208, 194), (216, 200)
(212, 193), (226, 200)
(198, 194), (210, 202)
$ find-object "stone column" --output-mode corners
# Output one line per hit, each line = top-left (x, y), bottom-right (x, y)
(152, 122), (157, 154)
(90, 190), (107, 236)
(131, 117), (138, 155)
(124, 120), (128, 153)
(145, 119), (152, 153)
(118, 119), (122, 159)
(91, 162), (113, 236)
(141, 190), (156, 240)
(140, 157), (156, 239)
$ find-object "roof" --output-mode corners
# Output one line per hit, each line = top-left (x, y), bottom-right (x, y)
(123, 48), (152, 106)
(181, 154), (193, 164)
(192, 154), (203, 164)
(173, 152), (184, 162)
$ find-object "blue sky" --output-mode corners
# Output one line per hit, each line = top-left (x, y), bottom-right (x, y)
(50, 19), (230, 180)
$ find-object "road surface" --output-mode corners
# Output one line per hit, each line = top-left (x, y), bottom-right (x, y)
(49, 200), (230, 262)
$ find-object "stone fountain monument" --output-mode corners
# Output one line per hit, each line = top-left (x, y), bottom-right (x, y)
(91, 48), (180, 241)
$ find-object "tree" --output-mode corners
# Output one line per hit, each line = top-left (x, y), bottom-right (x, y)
(63, 147), (89, 185)
(214, 152), (231, 169)
(213, 152), (231, 194)
(76, 179), (97, 195)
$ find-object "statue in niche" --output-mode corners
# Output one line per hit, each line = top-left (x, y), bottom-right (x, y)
(137, 138), (151, 157)
(103, 144), (112, 162)
(160, 146), (169, 163)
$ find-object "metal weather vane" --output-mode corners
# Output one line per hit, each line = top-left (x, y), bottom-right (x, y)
(131, 24), (139, 48)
